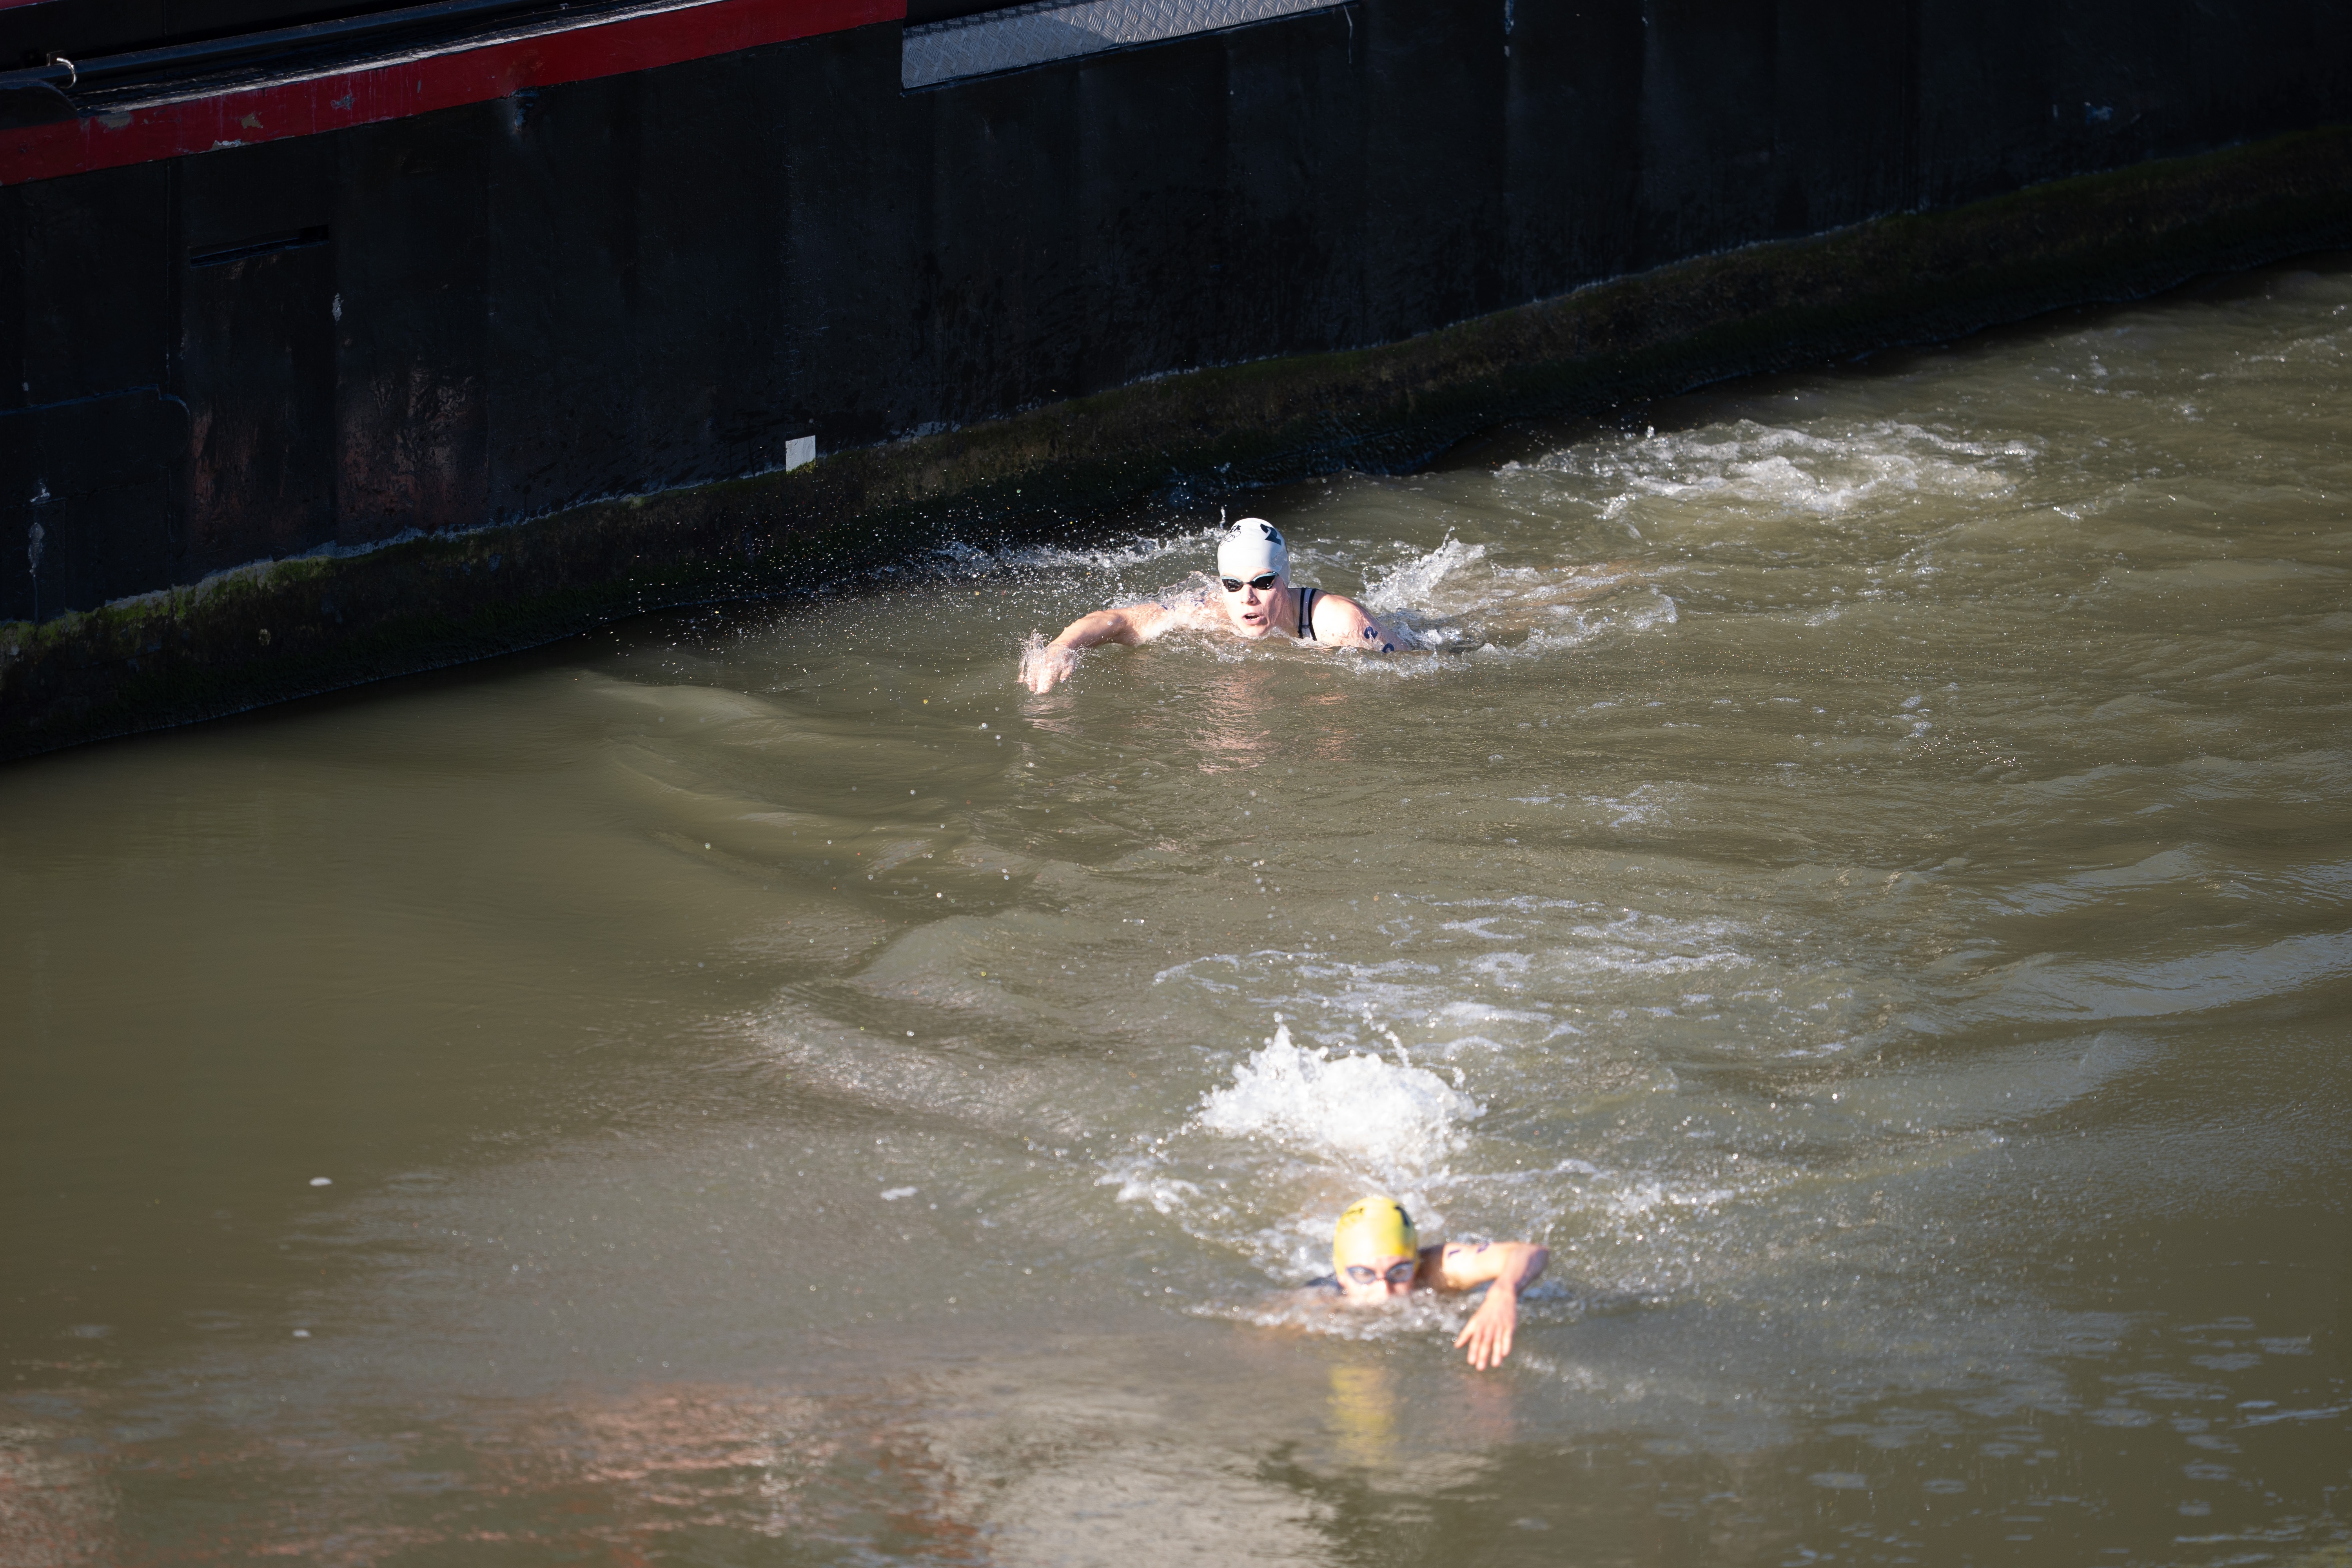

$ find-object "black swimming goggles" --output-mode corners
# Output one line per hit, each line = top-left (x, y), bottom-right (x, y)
(1220, 572), (1279, 593)
(1342, 1260), (1418, 1287)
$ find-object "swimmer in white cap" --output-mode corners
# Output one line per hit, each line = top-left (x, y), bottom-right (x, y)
(1020, 518), (1395, 693)
(1312, 1196), (1550, 1369)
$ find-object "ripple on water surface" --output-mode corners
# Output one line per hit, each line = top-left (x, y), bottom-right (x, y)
(1, 260), (2348, 1565)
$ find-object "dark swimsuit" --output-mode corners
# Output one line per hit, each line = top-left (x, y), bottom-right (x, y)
(1294, 586), (1322, 641)
(1284, 584), (1394, 652)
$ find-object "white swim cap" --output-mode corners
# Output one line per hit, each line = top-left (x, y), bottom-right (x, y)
(1218, 518), (1287, 581)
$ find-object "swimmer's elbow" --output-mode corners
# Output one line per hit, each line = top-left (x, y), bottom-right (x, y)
(1085, 606), (1143, 641)
(1060, 609), (1131, 649)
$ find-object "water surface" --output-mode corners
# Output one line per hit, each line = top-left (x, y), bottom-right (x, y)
(4, 257), (2350, 1566)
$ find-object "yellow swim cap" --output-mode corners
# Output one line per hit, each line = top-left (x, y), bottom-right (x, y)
(1332, 1196), (1417, 1269)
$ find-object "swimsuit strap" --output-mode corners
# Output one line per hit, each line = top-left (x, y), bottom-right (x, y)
(1297, 586), (1319, 641)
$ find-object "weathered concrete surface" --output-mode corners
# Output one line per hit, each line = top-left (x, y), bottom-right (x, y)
(4, 123), (2350, 760)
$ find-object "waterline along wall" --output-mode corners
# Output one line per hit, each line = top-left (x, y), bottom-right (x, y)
(2, 0), (2348, 757)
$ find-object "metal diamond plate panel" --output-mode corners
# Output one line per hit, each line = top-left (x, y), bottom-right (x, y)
(903, 0), (1344, 89)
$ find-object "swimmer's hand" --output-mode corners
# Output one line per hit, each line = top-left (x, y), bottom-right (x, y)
(1020, 639), (1079, 693)
(1432, 1239), (1548, 1370)
(1454, 1286), (1520, 1370)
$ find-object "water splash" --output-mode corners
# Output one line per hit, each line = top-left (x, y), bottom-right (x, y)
(1197, 1023), (1481, 1178)
(1360, 535), (1487, 614)
(1015, 630), (1073, 691)
(936, 526), (1221, 578)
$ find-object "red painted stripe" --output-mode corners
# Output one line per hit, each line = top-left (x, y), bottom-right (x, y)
(0, 0), (901, 185)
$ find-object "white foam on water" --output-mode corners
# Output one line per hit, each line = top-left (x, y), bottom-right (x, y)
(1102, 1167), (1204, 1216)
(1465, 952), (1533, 985)
(1323, 590), (1677, 677)
(1585, 783), (1674, 829)
(1198, 1024), (1481, 1178)
(1549, 912), (1760, 981)
(1523, 587), (1679, 646)
(1441, 916), (1516, 940)
(1153, 951), (1443, 993)
(1593, 1177), (1745, 1221)
(1428, 1000), (1551, 1027)
(1535, 419), (2040, 522)
(1201, 1286), (1472, 1344)
(1359, 535), (1488, 615)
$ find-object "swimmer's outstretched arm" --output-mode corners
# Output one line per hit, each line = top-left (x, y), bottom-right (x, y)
(1429, 1240), (1550, 1370)
(1023, 603), (1181, 693)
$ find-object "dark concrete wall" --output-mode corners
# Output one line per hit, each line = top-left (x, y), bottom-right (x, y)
(5, 123), (2351, 759)
(3, 0), (2350, 630)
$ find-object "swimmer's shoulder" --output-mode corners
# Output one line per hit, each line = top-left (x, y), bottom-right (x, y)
(1305, 589), (1397, 653)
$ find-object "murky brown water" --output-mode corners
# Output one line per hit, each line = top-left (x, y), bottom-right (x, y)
(4, 256), (2349, 1567)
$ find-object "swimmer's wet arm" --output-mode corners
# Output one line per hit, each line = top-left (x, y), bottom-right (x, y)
(1431, 1240), (1547, 1291)
(1309, 592), (1396, 653)
(1433, 1240), (1549, 1371)
(1023, 604), (1176, 692)
(1049, 604), (1173, 652)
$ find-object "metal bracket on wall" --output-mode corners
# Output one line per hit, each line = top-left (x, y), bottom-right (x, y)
(901, 0), (1345, 90)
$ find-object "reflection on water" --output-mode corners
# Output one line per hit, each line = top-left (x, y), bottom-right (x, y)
(2, 257), (2349, 1565)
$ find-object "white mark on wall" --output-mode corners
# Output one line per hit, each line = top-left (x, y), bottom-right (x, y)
(785, 434), (817, 472)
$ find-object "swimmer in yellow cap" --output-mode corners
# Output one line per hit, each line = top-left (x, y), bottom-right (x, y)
(1316, 1196), (1550, 1370)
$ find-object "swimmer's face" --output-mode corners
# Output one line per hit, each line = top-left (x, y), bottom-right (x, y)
(1218, 570), (1285, 640)
(1335, 1251), (1418, 1304)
